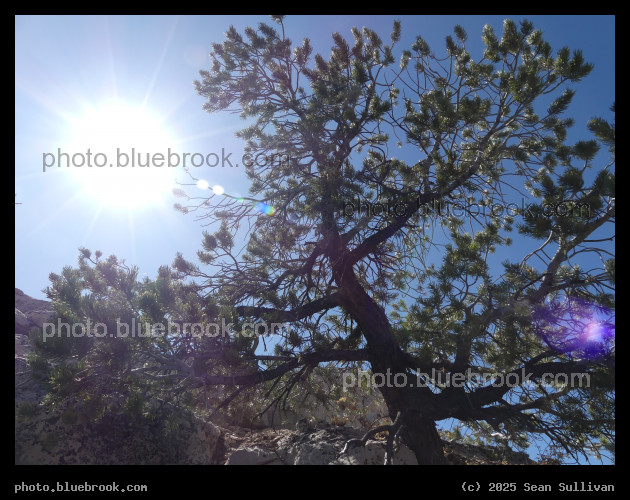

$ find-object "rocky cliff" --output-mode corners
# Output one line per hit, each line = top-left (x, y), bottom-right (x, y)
(15, 288), (55, 336)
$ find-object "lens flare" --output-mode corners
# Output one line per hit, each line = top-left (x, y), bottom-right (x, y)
(533, 298), (615, 359)
(584, 322), (604, 342)
(582, 321), (614, 344)
(255, 201), (276, 216)
(198, 185), (275, 216)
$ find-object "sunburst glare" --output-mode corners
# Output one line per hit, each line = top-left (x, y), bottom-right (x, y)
(64, 102), (178, 209)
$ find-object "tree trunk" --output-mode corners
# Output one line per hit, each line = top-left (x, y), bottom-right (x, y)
(397, 410), (449, 465)
(335, 267), (449, 464)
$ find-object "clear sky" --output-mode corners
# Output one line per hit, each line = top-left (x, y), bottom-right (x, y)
(15, 15), (614, 300)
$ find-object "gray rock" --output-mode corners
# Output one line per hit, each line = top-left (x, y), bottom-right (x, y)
(292, 440), (339, 465)
(15, 288), (50, 312)
(15, 308), (30, 335)
(26, 310), (55, 329)
(225, 447), (284, 465)
(332, 440), (418, 465)
(14, 289), (55, 335)
(224, 427), (418, 465)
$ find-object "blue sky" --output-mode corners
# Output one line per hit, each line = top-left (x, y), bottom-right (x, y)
(15, 15), (614, 465)
(15, 15), (614, 300)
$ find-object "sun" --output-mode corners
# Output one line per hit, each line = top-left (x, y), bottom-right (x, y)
(66, 102), (178, 209)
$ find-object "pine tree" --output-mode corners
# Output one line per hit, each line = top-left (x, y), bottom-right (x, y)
(40, 17), (614, 464)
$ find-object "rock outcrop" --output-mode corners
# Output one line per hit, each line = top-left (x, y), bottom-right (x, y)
(219, 425), (533, 465)
(15, 289), (50, 411)
(14, 288), (55, 336)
